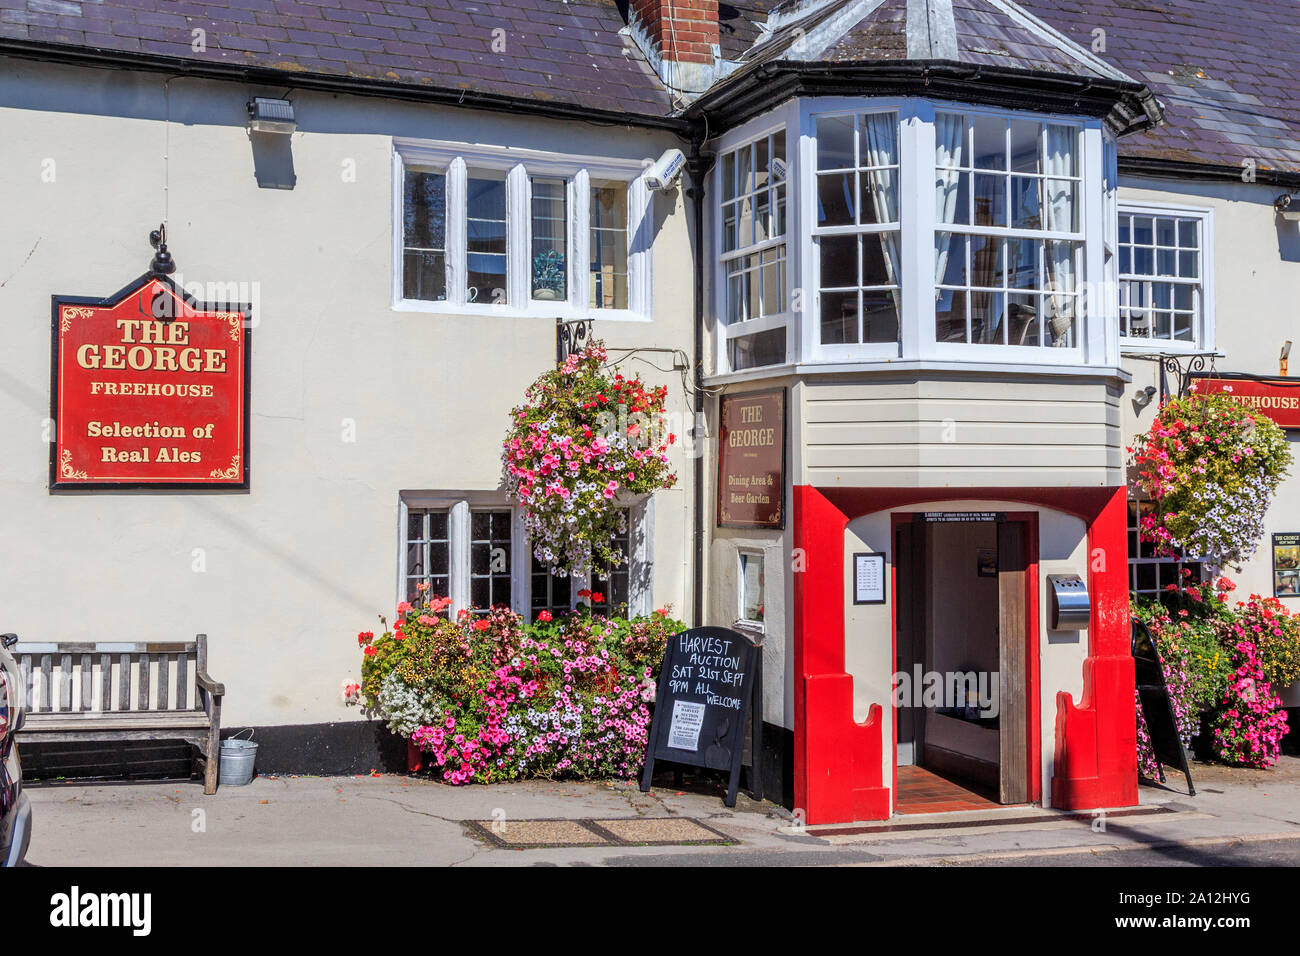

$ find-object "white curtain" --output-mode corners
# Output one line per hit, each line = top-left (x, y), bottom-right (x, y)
(862, 113), (901, 323)
(933, 113), (965, 287)
(1043, 125), (1077, 346)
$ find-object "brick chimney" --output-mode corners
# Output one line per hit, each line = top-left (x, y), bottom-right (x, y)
(628, 0), (721, 96)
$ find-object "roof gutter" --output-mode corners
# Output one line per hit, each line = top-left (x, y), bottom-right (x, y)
(1119, 155), (1300, 188)
(0, 37), (693, 135)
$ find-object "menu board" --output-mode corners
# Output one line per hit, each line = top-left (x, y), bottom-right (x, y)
(717, 389), (786, 529)
(640, 626), (761, 807)
(1274, 533), (1300, 597)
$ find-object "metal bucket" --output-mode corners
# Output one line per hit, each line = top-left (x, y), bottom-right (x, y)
(218, 729), (257, 787)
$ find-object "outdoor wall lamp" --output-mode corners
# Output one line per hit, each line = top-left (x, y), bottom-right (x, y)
(247, 97), (296, 134)
(1282, 341), (1292, 376)
(1134, 384), (1158, 408)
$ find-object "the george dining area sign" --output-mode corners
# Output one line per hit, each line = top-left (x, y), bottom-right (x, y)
(50, 273), (251, 490)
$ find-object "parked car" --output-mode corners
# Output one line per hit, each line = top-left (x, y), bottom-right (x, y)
(1, 633), (31, 866)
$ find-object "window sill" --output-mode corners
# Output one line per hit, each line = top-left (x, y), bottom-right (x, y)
(1120, 341), (1220, 358)
(705, 358), (1133, 386)
(392, 299), (651, 323)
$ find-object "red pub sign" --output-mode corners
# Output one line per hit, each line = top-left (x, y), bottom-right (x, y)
(1189, 374), (1300, 430)
(50, 274), (250, 490)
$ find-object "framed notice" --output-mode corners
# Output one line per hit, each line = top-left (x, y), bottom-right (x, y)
(717, 388), (786, 529)
(50, 273), (251, 491)
(853, 552), (886, 605)
(1274, 533), (1300, 598)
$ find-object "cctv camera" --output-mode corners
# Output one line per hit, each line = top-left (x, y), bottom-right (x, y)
(645, 148), (686, 191)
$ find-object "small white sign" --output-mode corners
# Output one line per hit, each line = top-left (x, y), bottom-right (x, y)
(854, 552), (885, 605)
(667, 700), (706, 751)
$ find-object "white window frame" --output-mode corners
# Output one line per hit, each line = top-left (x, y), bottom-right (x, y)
(1116, 200), (1215, 355)
(397, 493), (655, 619)
(715, 120), (793, 372)
(710, 98), (1112, 378)
(392, 139), (653, 321)
(736, 548), (765, 628)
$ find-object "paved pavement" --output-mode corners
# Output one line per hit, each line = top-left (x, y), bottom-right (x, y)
(19, 757), (1300, 866)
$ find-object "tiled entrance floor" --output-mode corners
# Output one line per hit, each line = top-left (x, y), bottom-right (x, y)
(895, 764), (1003, 814)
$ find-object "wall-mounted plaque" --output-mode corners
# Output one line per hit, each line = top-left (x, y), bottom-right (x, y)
(853, 552), (886, 605)
(51, 273), (250, 490)
(717, 388), (786, 529)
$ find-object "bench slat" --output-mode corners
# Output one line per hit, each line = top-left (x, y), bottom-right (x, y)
(176, 653), (188, 711)
(157, 654), (170, 711)
(59, 653), (72, 711)
(100, 654), (112, 713)
(14, 642), (198, 655)
(118, 654), (131, 711)
(39, 654), (51, 713)
(80, 654), (92, 711)
(138, 654), (150, 712)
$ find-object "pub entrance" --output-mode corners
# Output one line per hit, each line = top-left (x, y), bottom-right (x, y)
(894, 512), (1033, 812)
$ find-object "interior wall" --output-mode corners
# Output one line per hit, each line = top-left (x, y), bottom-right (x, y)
(925, 522), (999, 678)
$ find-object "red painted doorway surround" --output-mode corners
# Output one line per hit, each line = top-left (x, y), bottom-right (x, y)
(790, 485), (1136, 825)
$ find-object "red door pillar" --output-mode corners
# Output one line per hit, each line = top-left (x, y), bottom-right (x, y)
(792, 485), (890, 824)
(1051, 486), (1138, 809)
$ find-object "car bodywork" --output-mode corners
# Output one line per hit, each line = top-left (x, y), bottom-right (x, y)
(0, 634), (31, 867)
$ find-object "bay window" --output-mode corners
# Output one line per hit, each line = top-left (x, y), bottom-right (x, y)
(394, 141), (651, 318)
(712, 100), (1107, 376)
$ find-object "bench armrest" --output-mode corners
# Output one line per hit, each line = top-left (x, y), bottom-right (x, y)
(196, 670), (225, 697)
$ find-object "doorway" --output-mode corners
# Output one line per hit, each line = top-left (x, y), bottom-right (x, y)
(894, 513), (1035, 811)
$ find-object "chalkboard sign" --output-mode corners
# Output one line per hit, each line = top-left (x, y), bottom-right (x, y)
(1132, 618), (1195, 795)
(640, 626), (762, 807)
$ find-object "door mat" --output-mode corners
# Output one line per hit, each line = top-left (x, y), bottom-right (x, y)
(465, 817), (735, 849)
(805, 804), (1178, 838)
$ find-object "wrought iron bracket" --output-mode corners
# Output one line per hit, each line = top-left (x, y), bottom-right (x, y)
(1128, 351), (1219, 401)
(556, 317), (594, 367)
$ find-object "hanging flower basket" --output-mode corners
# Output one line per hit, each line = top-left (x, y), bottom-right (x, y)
(1129, 390), (1291, 570)
(501, 342), (677, 576)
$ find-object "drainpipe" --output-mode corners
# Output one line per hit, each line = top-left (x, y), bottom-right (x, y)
(687, 137), (714, 629)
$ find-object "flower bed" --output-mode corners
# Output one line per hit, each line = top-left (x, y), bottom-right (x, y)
(357, 589), (681, 785)
(1133, 576), (1295, 772)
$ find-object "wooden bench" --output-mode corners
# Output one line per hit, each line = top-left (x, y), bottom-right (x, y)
(13, 634), (225, 793)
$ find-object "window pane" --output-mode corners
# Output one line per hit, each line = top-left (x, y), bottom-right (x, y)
(817, 114), (856, 170)
(590, 181), (628, 310)
(466, 171), (507, 305)
(972, 116), (1007, 171)
(402, 168), (447, 301)
(936, 289), (967, 342)
(973, 173), (1006, 226)
(740, 553), (764, 622)
(1010, 176), (1042, 230)
(729, 328), (786, 370)
(817, 172), (856, 226)
(820, 290), (859, 344)
(1009, 119), (1041, 173)
(862, 290), (900, 343)
(820, 235), (858, 288)
(531, 177), (567, 301)
(404, 507), (451, 600)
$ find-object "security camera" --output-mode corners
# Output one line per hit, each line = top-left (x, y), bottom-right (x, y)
(645, 148), (686, 191)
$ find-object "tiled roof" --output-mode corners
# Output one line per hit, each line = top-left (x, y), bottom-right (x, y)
(1019, 0), (1300, 175)
(0, 0), (675, 119)
(732, 0), (1131, 82)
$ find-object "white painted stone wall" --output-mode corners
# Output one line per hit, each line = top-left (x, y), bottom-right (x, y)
(0, 59), (698, 726)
